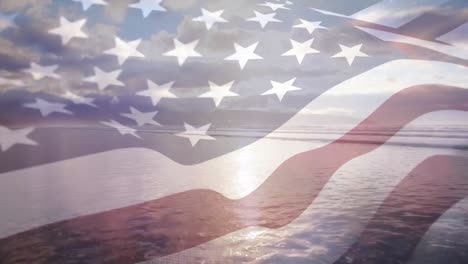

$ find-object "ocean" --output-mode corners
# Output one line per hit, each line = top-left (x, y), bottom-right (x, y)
(145, 125), (468, 263)
(1, 121), (468, 263)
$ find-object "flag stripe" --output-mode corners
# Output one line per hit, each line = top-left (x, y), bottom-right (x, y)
(1, 60), (468, 240)
(1, 60), (468, 239)
(357, 27), (468, 61)
(397, 0), (468, 41)
(333, 155), (468, 264)
(408, 196), (468, 263)
(1, 84), (468, 263)
(351, 0), (450, 28)
(437, 22), (468, 46)
(314, 0), (467, 43)
(149, 110), (468, 264)
(309, 0), (382, 16)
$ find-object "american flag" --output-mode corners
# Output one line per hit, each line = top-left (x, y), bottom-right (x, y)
(0, 0), (468, 263)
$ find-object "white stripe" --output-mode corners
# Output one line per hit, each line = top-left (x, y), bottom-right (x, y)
(145, 110), (468, 264)
(351, 0), (449, 28)
(310, 8), (349, 18)
(1, 60), (468, 238)
(357, 27), (468, 60)
(312, 0), (449, 28)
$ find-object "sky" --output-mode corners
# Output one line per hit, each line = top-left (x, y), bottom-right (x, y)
(0, 0), (466, 126)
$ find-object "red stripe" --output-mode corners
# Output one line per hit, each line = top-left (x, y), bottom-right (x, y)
(333, 155), (468, 264)
(1, 85), (468, 263)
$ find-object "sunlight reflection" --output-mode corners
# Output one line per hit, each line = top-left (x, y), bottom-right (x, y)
(244, 230), (266, 240)
(232, 146), (259, 196)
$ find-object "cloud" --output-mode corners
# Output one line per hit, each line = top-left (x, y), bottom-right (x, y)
(0, 38), (31, 70)
(102, 0), (132, 23)
(164, 0), (200, 11)
(0, 0), (409, 122)
(0, 0), (52, 11)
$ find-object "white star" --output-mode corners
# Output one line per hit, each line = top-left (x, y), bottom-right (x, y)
(260, 2), (290, 11)
(23, 98), (73, 117)
(83, 67), (124, 91)
(101, 120), (141, 139)
(72, 0), (107, 11)
(225, 42), (263, 70)
(0, 126), (37, 152)
(262, 77), (301, 101)
(332, 44), (368, 65)
(23, 63), (61, 80)
(63, 91), (97, 107)
(129, 0), (166, 18)
(137, 80), (177, 106)
(200, 81), (238, 107)
(282, 38), (319, 64)
(121, 107), (161, 127)
(0, 12), (17, 31)
(104, 37), (144, 65)
(192, 8), (228, 30)
(293, 19), (326, 34)
(48, 16), (87, 45)
(247, 11), (281, 28)
(164, 39), (201, 66)
(176, 123), (216, 146)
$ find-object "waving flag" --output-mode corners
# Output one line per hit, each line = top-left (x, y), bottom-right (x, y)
(0, 0), (467, 263)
